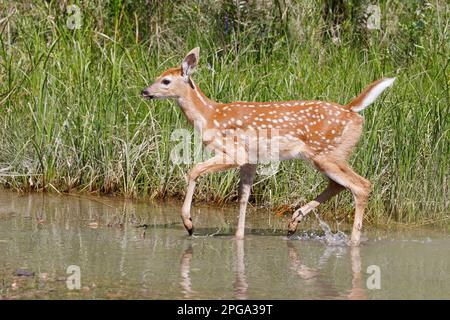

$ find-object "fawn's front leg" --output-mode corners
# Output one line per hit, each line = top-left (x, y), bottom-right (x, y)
(236, 164), (257, 239)
(182, 155), (238, 235)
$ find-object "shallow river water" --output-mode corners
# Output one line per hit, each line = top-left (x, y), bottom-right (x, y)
(0, 190), (448, 299)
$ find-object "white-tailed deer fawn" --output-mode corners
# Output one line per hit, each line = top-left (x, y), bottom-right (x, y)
(142, 47), (395, 246)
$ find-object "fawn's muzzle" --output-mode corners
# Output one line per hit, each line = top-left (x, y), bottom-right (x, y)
(141, 89), (154, 99)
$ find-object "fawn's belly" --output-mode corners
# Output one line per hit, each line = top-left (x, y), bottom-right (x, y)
(206, 134), (313, 164)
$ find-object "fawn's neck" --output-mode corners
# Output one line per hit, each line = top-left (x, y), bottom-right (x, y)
(176, 80), (215, 131)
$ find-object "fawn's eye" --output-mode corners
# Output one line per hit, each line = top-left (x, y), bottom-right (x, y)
(161, 79), (171, 85)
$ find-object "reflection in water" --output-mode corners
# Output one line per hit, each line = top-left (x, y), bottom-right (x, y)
(287, 241), (367, 299)
(348, 247), (367, 300)
(179, 240), (249, 300)
(179, 240), (366, 300)
(287, 241), (319, 281)
(233, 240), (248, 300)
(180, 245), (195, 299)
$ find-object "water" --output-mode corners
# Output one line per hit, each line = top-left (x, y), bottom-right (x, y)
(0, 190), (448, 299)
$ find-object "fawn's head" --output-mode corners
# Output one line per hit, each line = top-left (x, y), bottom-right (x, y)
(141, 47), (200, 100)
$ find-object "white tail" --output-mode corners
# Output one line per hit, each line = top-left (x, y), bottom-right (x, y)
(142, 47), (396, 245)
(347, 78), (396, 112)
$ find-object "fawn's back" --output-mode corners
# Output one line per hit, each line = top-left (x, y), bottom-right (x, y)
(206, 100), (363, 164)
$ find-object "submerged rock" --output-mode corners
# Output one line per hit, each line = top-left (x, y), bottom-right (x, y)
(15, 269), (35, 277)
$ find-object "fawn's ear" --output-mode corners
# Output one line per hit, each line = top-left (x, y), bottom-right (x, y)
(181, 47), (200, 78)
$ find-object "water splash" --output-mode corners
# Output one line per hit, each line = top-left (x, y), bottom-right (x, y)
(313, 212), (349, 246)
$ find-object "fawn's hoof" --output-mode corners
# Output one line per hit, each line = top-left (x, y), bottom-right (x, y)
(235, 232), (245, 240)
(287, 220), (298, 238)
(348, 229), (362, 246)
(182, 217), (194, 236)
(347, 239), (360, 247)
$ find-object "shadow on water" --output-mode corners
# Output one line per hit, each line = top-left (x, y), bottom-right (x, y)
(0, 189), (449, 299)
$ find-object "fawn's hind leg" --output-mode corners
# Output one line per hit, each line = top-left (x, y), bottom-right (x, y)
(315, 160), (371, 246)
(325, 163), (371, 246)
(287, 159), (371, 246)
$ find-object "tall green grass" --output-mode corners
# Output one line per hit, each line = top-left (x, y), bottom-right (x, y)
(0, 1), (448, 224)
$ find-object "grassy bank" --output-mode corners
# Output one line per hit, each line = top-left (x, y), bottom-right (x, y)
(0, 1), (448, 224)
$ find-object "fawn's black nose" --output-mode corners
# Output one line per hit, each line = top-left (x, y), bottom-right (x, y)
(141, 89), (154, 99)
